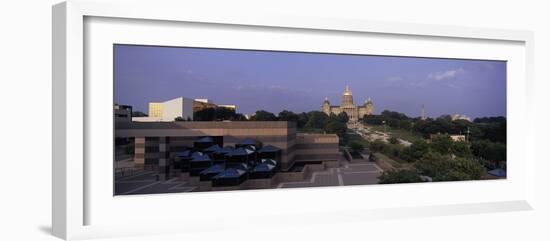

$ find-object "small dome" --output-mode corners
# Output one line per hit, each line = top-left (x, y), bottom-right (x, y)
(343, 85), (352, 96)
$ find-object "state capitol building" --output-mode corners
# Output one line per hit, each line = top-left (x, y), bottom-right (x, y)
(322, 85), (374, 123)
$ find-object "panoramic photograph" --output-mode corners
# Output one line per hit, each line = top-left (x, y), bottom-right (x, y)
(113, 44), (507, 195)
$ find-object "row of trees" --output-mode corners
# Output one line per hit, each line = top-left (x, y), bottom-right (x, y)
(362, 111), (507, 143)
(190, 108), (351, 139)
(376, 135), (489, 183)
(191, 107), (247, 121)
(173, 108), (351, 140)
(378, 152), (486, 183)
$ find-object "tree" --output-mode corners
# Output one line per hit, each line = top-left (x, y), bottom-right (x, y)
(378, 169), (423, 184)
(336, 112), (349, 123)
(430, 135), (453, 154)
(297, 112), (309, 128)
(324, 119), (347, 137)
(414, 152), (485, 181)
(305, 111), (329, 129)
(402, 140), (429, 162)
(250, 110), (277, 121)
(369, 139), (386, 153)
(471, 140), (506, 168)
(349, 141), (365, 153)
(450, 140), (473, 158)
(278, 110), (299, 123)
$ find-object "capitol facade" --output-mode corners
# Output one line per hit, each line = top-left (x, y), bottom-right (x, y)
(322, 85), (374, 123)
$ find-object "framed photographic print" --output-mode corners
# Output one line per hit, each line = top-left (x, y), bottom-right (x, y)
(53, 0), (535, 240)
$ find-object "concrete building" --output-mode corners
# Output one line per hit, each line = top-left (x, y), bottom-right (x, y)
(115, 121), (339, 170)
(133, 97), (238, 122)
(451, 114), (471, 122)
(114, 104), (132, 122)
(322, 85), (374, 123)
(133, 97), (195, 122)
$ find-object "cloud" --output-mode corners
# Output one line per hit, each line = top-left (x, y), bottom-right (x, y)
(428, 68), (465, 81)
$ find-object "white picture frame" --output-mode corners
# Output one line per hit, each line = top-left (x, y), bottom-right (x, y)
(52, 0), (535, 240)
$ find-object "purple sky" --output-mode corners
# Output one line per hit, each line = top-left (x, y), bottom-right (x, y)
(114, 44), (506, 119)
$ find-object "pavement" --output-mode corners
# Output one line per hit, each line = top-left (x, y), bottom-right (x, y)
(114, 170), (196, 195)
(278, 161), (382, 188)
(115, 159), (383, 195)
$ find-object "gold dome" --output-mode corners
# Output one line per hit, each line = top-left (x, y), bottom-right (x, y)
(343, 85), (352, 96)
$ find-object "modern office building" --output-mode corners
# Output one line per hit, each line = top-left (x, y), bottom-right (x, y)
(115, 121), (340, 171)
(322, 85), (374, 123)
(132, 97), (237, 122)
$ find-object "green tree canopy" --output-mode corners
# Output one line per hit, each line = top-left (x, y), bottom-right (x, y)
(305, 111), (329, 129)
(369, 139), (386, 153)
(414, 152), (485, 181)
(278, 110), (299, 123)
(402, 140), (429, 162)
(324, 119), (347, 137)
(378, 169), (423, 184)
(349, 141), (365, 153)
(250, 110), (278, 121)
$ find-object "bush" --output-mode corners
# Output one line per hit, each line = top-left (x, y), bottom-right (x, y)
(414, 152), (485, 181)
(389, 136), (399, 144)
(402, 140), (429, 162)
(369, 139), (386, 152)
(378, 169), (423, 184)
(349, 141), (365, 153)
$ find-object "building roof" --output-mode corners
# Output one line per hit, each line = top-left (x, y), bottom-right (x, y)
(204, 144), (222, 152)
(258, 145), (281, 153)
(252, 163), (275, 173)
(190, 152), (211, 162)
(175, 150), (192, 157)
(215, 146), (235, 154)
(213, 168), (246, 179)
(200, 164), (225, 175)
(225, 147), (255, 157)
(260, 159), (277, 166)
(343, 85), (352, 96)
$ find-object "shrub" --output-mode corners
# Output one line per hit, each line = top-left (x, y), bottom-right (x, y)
(378, 169), (423, 184)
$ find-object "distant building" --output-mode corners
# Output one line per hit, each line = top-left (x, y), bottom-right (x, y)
(450, 135), (466, 142)
(430, 133), (466, 142)
(322, 85), (374, 123)
(132, 97), (237, 122)
(133, 97), (195, 122)
(114, 104), (132, 123)
(218, 104), (237, 112)
(451, 114), (471, 122)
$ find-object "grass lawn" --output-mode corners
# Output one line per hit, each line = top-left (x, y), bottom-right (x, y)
(345, 131), (370, 147)
(368, 124), (424, 143)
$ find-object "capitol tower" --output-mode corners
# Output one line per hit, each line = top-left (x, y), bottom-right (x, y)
(322, 85), (374, 123)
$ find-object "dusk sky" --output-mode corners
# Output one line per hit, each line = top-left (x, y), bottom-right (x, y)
(114, 44), (506, 119)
